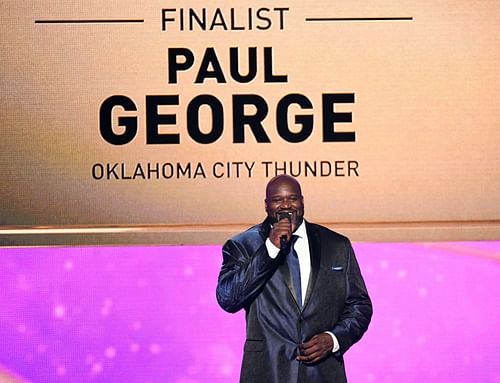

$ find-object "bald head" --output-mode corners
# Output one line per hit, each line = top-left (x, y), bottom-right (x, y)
(265, 175), (302, 200)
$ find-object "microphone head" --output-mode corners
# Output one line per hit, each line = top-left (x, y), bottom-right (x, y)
(276, 211), (292, 222)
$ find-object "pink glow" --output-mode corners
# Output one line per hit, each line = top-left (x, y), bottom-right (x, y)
(0, 242), (499, 382)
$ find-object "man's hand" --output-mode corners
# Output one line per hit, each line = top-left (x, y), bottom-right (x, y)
(297, 333), (333, 364)
(269, 218), (292, 248)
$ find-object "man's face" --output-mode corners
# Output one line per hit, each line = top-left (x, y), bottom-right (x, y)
(265, 178), (304, 232)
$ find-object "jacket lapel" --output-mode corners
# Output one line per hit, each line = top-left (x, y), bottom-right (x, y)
(277, 259), (299, 306)
(302, 222), (321, 309)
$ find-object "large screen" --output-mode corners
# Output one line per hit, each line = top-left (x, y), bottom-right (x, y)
(1, 1), (499, 245)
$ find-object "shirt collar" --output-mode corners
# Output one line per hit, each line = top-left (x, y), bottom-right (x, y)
(294, 219), (307, 239)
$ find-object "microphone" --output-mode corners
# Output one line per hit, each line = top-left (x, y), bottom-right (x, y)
(280, 235), (288, 250)
(277, 211), (292, 250)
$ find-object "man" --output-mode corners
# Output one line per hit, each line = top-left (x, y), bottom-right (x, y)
(216, 175), (372, 383)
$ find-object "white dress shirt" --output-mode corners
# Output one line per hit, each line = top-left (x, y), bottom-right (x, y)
(265, 220), (340, 353)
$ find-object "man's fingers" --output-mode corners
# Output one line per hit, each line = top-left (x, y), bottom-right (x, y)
(299, 342), (319, 356)
(275, 220), (291, 233)
(297, 334), (332, 364)
(269, 219), (293, 247)
(299, 335), (320, 352)
(297, 350), (323, 364)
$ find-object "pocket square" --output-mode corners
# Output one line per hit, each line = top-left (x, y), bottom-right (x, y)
(331, 266), (344, 271)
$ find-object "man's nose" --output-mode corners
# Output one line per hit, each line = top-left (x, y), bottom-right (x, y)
(280, 198), (291, 208)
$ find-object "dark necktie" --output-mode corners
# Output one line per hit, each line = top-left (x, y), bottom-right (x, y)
(287, 235), (302, 307)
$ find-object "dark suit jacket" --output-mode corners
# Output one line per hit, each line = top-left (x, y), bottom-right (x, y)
(216, 219), (372, 383)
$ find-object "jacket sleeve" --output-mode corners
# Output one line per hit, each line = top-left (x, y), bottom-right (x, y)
(331, 240), (372, 356)
(216, 238), (281, 313)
